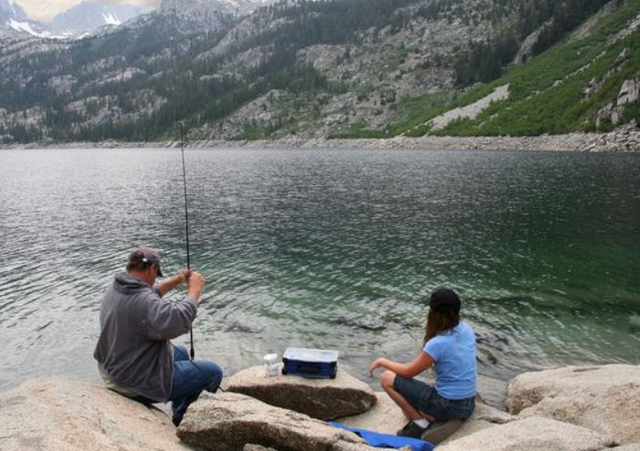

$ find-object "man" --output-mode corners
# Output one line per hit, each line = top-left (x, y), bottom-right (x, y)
(94, 248), (222, 426)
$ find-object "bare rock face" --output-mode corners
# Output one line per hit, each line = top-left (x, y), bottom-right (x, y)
(428, 84), (510, 131)
(337, 391), (407, 435)
(0, 379), (189, 451)
(507, 364), (640, 444)
(436, 416), (614, 451)
(226, 365), (377, 420)
(176, 392), (381, 451)
(440, 402), (516, 444)
(611, 446), (640, 451)
(339, 391), (515, 443)
(243, 446), (278, 451)
(618, 78), (640, 105)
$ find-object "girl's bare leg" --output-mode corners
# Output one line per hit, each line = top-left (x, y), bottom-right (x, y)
(380, 371), (430, 421)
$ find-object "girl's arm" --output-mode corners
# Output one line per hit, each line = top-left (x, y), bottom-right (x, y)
(369, 351), (435, 379)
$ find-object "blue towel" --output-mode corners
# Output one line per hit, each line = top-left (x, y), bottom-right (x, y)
(330, 421), (435, 451)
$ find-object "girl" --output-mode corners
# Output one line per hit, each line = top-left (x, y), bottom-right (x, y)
(369, 288), (477, 440)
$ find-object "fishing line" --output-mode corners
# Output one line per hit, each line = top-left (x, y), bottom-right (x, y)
(170, 18), (221, 391)
(177, 129), (224, 393)
(179, 122), (196, 361)
(167, 16), (195, 360)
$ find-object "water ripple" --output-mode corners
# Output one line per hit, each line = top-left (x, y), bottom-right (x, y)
(0, 148), (639, 393)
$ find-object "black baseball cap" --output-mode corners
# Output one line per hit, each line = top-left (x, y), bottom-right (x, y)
(427, 288), (461, 311)
(128, 248), (163, 277)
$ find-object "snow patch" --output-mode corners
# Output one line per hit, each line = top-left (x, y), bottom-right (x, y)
(102, 12), (122, 26)
(8, 19), (50, 38)
(8, 19), (74, 40)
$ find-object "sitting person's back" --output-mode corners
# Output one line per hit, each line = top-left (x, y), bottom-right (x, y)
(94, 248), (223, 426)
(369, 288), (477, 441)
(424, 321), (477, 403)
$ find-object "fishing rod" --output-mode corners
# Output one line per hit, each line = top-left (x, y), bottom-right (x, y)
(168, 11), (195, 360)
(169, 28), (222, 395)
(179, 122), (195, 360)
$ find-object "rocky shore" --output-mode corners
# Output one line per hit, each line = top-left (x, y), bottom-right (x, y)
(1, 364), (638, 451)
(3, 126), (640, 152)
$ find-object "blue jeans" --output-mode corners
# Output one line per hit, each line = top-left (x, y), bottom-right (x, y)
(393, 375), (475, 420)
(168, 345), (223, 419)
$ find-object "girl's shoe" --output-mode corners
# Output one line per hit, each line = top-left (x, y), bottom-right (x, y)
(421, 419), (463, 444)
(396, 420), (428, 438)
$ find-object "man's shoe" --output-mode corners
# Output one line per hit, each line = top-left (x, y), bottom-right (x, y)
(421, 419), (463, 444)
(172, 413), (184, 427)
(396, 420), (428, 439)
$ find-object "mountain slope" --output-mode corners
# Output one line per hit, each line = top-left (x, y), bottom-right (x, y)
(0, 0), (26, 22)
(336, 0), (640, 138)
(50, 2), (155, 36)
(443, 3), (640, 136)
(0, 0), (54, 38)
(0, 0), (520, 143)
(161, 0), (277, 15)
(0, 0), (638, 144)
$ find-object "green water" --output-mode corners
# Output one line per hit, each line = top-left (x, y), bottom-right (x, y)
(0, 148), (638, 403)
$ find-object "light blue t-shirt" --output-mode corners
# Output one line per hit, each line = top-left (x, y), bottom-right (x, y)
(423, 321), (477, 400)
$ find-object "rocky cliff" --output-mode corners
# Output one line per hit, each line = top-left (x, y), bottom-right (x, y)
(0, 0), (638, 145)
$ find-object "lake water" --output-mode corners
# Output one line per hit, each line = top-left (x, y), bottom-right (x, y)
(0, 148), (639, 404)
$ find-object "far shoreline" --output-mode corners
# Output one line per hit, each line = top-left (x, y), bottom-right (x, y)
(2, 128), (640, 153)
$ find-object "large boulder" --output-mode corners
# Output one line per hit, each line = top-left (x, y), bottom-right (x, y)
(436, 416), (614, 451)
(476, 374), (509, 408)
(339, 391), (515, 442)
(0, 379), (189, 451)
(507, 365), (640, 444)
(337, 392), (406, 435)
(226, 364), (377, 420)
(176, 392), (388, 451)
(440, 402), (516, 444)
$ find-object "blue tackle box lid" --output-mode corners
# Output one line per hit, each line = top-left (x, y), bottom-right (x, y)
(283, 347), (339, 363)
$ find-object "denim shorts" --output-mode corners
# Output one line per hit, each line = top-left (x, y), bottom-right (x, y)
(393, 375), (476, 420)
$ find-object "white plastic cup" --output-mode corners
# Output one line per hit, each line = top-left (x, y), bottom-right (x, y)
(264, 353), (279, 377)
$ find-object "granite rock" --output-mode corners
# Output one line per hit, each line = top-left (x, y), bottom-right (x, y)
(0, 379), (189, 451)
(611, 445), (640, 451)
(226, 364), (377, 420)
(436, 416), (615, 451)
(337, 391), (406, 435)
(440, 402), (516, 444)
(177, 391), (381, 451)
(508, 364), (640, 444)
(339, 391), (515, 444)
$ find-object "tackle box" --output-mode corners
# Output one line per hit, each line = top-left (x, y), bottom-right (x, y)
(282, 347), (339, 379)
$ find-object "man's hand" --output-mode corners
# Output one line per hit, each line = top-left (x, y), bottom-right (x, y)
(178, 269), (191, 283)
(187, 271), (205, 302)
(156, 269), (191, 297)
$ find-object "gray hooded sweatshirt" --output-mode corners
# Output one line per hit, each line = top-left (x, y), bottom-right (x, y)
(94, 272), (197, 402)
